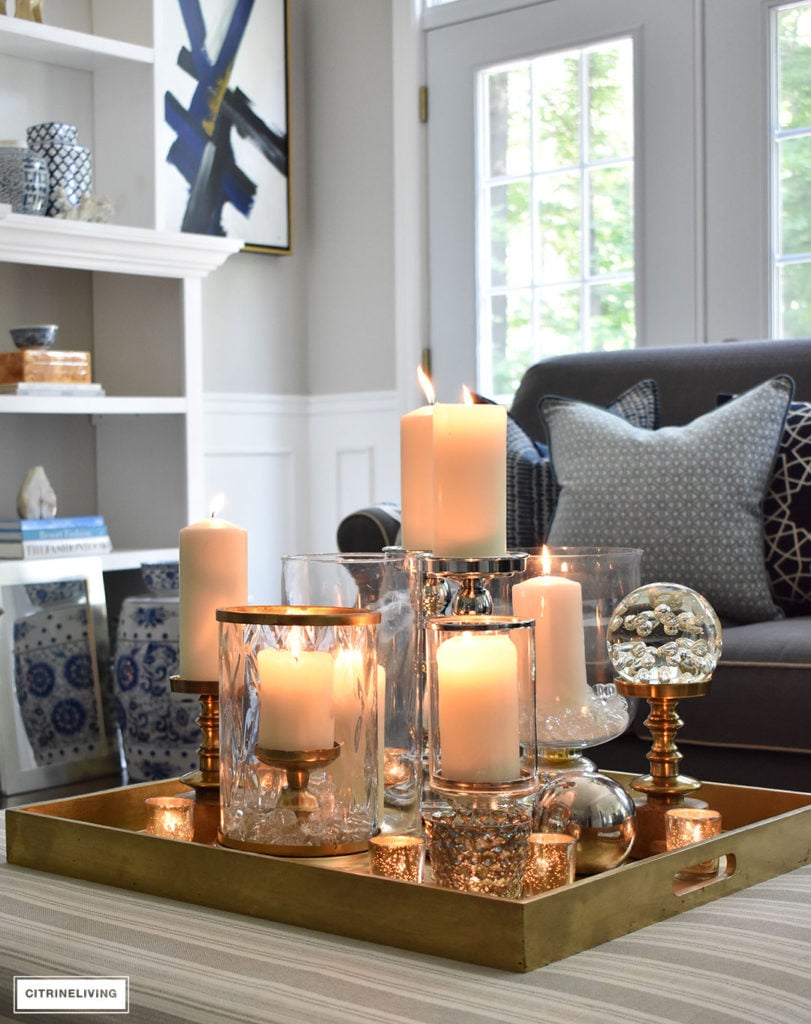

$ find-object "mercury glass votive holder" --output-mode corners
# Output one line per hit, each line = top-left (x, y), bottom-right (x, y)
(523, 833), (577, 895)
(665, 807), (723, 879)
(369, 834), (426, 882)
(426, 795), (534, 898)
(144, 796), (195, 841)
(217, 605), (381, 857)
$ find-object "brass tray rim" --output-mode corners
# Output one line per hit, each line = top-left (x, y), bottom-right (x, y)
(5, 774), (811, 973)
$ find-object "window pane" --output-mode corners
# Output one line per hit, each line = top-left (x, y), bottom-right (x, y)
(588, 281), (636, 351)
(487, 290), (533, 397)
(488, 67), (532, 177)
(778, 262), (811, 335)
(536, 170), (581, 281)
(778, 135), (811, 255)
(590, 165), (634, 274)
(588, 41), (634, 161)
(478, 36), (635, 398)
(535, 51), (581, 170)
(489, 181), (531, 288)
(776, 5), (811, 132)
(536, 284), (581, 354)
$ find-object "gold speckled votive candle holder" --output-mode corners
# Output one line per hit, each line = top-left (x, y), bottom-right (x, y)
(144, 796), (195, 842)
(523, 832), (577, 895)
(665, 807), (722, 880)
(369, 835), (426, 882)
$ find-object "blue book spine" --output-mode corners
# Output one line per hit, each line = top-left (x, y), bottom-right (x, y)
(0, 516), (106, 539)
(0, 525), (110, 540)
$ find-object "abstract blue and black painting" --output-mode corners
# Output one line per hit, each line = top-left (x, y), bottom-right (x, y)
(162, 0), (290, 253)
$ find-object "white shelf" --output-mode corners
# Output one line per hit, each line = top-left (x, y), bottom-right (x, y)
(102, 547), (179, 573)
(0, 213), (242, 279)
(0, 396), (188, 415)
(0, 13), (153, 70)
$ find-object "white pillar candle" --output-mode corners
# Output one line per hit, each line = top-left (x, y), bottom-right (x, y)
(179, 514), (248, 681)
(257, 642), (335, 751)
(512, 563), (591, 711)
(432, 398), (507, 557)
(400, 368), (436, 551)
(436, 632), (520, 783)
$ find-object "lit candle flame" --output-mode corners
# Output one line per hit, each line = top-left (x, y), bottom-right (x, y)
(462, 384), (473, 405)
(541, 545), (551, 575)
(209, 493), (225, 518)
(417, 365), (435, 405)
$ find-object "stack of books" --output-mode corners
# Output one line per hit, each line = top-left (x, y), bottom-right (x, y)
(0, 515), (112, 559)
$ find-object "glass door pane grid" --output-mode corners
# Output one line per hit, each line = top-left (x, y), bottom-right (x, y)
(477, 38), (635, 402)
(771, 1), (811, 337)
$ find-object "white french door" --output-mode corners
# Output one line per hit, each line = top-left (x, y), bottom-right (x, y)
(425, 0), (769, 401)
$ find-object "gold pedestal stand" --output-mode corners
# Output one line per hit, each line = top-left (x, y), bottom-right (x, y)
(616, 676), (710, 858)
(169, 675), (220, 844)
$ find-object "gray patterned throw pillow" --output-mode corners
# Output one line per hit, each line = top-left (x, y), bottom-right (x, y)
(542, 376), (794, 624)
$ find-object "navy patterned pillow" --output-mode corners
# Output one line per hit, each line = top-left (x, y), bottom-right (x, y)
(476, 379), (660, 550)
(763, 401), (811, 615)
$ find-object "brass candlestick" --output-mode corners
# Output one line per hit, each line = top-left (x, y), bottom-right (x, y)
(169, 675), (219, 844)
(254, 743), (342, 820)
(614, 675), (710, 857)
(607, 582), (722, 859)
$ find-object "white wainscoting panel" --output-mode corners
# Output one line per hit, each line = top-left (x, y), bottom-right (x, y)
(307, 391), (401, 550)
(203, 391), (400, 602)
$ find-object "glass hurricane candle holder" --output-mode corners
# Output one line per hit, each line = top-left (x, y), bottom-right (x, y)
(217, 605), (381, 857)
(523, 832), (577, 895)
(423, 615), (537, 898)
(665, 807), (723, 880)
(281, 551), (420, 836)
(511, 547), (641, 777)
(425, 615), (537, 797)
(144, 796), (195, 842)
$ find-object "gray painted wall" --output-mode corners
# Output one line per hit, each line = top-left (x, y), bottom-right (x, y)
(202, 0), (396, 397)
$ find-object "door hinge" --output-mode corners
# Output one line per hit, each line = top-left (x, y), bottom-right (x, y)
(419, 85), (428, 123)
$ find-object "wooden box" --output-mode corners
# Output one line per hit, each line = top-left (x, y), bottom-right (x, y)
(0, 349), (91, 384)
(5, 775), (810, 973)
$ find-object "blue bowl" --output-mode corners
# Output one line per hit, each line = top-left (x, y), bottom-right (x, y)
(10, 324), (59, 349)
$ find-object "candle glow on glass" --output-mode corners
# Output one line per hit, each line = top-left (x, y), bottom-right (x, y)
(369, 834), (425, 882)
(144, 796), (194, 842)
(436, 631), (520, 784)
(511, 546), (591, 711)
(523, 832), (577, 894)
(665, 807), (723, 880)
(178, 497), (248, 681)
(257, 631), (335, 752)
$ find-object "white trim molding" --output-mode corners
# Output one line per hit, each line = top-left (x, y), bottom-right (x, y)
(203, 390), (400, 600)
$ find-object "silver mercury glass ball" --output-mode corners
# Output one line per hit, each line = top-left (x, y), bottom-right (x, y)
(536, 771), (636, 875)
(607, 582), (722, 687)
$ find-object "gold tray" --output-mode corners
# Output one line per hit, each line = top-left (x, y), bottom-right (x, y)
(5, 774), (811, 973)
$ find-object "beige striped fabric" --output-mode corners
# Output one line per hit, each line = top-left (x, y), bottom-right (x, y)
(1, 813), (809, 1024)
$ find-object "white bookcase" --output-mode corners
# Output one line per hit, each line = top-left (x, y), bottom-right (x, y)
(0, 2), (241, 570)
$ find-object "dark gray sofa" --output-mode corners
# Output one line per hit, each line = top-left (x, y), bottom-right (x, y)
(511, 338), (811, 792)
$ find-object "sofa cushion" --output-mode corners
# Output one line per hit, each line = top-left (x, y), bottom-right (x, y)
(542, 376), (793, 624)
(763, 400), (811, 616)
(476, 379), (659, 550)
